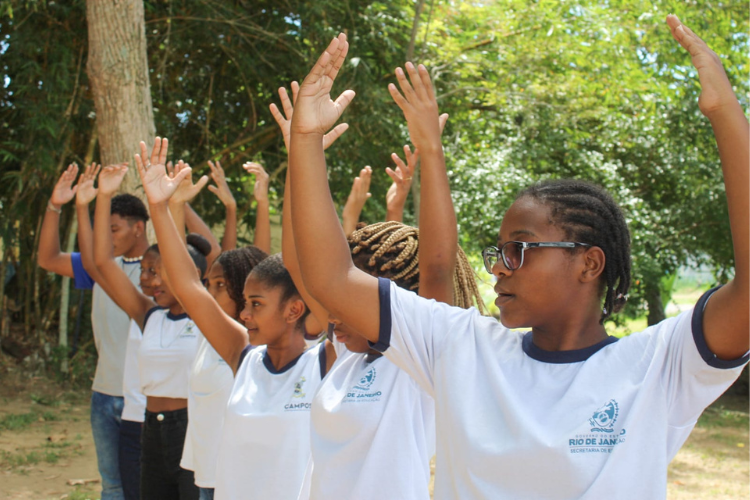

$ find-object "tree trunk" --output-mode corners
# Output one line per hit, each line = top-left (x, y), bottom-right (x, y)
(644, 279), (666, 326)
(86, 0), (155, 195)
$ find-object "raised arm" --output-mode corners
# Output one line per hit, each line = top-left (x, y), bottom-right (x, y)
(668, 15), (749, 359)
(342, 166), (372, 235)
(207, 160), (238, 252)
(270, 83), (347, 335)
(74, 162), (106, 282)
(385, 146), (419, 223)
(92, 164), (155, 329)
(389, 63), (454, 304)
(135, 137), (250, 374)
(243, 162), (271, 254)
(290, 34), (381, 343)
(184, 203), (222, 270)
(37, 164), (79, 277)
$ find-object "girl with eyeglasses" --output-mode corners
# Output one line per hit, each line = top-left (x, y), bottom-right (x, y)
(287, 15), (748, 499)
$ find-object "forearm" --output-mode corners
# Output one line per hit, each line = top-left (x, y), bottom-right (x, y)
(93, 194), (115, 268)
(169, 201), (188, 243)
(341, 205), (362, 235)
(184, 203), (222, 266)
(418, 146), (457, 302)
(222, 204), (238, 252)
(289, 133), (355, 302)
(75, 202), (100, 279)
(385, 201), (405, 223)
(253, 200), (271, 254)
(37, 205), (73, 276)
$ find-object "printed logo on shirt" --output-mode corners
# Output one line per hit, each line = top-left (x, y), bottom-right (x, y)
(180, 322), (197, 338)
(284, 376), (312, 412)
(568, 399), (627, 454)
(344, 367), (382, 403)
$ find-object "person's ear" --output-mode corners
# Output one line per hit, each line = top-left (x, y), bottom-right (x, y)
(134, 220), (146, 238)
(284, 297), (307, 324)
(580, 246), (605, 283)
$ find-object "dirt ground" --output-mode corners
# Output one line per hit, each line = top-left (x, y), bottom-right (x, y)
(0, 375), (747, 500)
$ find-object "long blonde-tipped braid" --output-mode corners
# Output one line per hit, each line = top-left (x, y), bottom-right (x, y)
(348, 221), (486, 314)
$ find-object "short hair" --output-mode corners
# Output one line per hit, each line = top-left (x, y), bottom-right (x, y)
(110, 194), (149, 224)
(347, 221), (486, 313)
(248, 253), (301, 305)
(517, 179), (631, 323)
(186, 233), (212, 278)
(215, 246), (269, 319)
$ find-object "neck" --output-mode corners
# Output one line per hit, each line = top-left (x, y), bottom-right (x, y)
(265, 329), (307, 371)
(168, 302), (186, 316)
(530, 300), (608, 351)
(124, 238), (150, 259)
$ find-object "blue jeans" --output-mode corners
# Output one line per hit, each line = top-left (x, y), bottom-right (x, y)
(119, 419), (142, 500)
(90, 391), (125, 500)
(199, 488), (214, 500)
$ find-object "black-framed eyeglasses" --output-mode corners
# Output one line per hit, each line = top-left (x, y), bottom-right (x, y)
(482, 241), (592, 273)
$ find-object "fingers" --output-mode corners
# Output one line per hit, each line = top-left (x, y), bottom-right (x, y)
(322, 123), (349, 150)
(438, 113), (449, 134)
(278, 87), (294, 120)
(194, 175), (209, 192)
(333, 89), (356, 117)
(308, 36), (341, 81)
(391, 152), (408, 176)
(418, 64), (435, 101)
(328, 34), (349, 82)
(149, 137), (161, 166)
(207, 185), (219, 196)
(291, 81), (300, 106)
(388, 82), (409, 111)
(404, 62), (426, 99)
(172, 165), (192, 185)
(269, 103), (287, 129)
(360, 166), (372, 191)
(666, 14), (706, 57)
(394, 66), (417, 104)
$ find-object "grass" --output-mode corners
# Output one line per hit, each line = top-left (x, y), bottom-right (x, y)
(697, 406), (750, 430)
(0, 411), (38, 431)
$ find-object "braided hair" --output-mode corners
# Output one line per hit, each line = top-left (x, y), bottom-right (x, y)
(517, 179), (631, 323)
(347, 221), (486, 313)
(215, 246), (268, 319)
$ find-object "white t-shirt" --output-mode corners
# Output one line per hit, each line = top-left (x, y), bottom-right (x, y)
(302, 338), (435, 500)
(181, 334), (234, 488)
(121, 320), (147, 422)
(138, 307), (201, 399)
(373, 278), (749, 500)
(214, 343), (327, 500)
(72, 253), (141, 397)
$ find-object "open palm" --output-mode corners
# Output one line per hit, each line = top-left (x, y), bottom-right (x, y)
(76, 163), (102, 205)
(50, 164), (80, 206)
(135, 137), (192, 205)
(98, 164), (128, 196)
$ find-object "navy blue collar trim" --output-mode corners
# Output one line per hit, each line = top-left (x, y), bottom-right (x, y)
(318, 343), (327, 379)
(263, 350), (304, 374)
(522, 333), (619, 364)
(166, 311), (189, 321)
(368, 277), (392, 352)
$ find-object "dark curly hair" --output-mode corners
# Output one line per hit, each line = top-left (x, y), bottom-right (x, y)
(111, 194), (149, 223)
(517, 179), (631, 323)
(214, 246), (268, 319)
(145, 233), (212, 278)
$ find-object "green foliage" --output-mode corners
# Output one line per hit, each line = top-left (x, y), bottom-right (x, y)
(0, 0), (746, 363)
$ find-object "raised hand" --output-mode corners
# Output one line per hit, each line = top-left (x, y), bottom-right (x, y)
(98, 163), (129, 196)
(75, 162), (102, 206)
(49, 164), (80, 208)
(135, 137), (193, 205)
(207, 160), (237, 209)
(385, 146), (419, 219)
(388, 62), (450, 153)
(291, 34), (356, 137)
(270, 82), (349, 152)
(242, 162), (270, 204)
(342, 166), (372, 235)
(666, 15), (736, 117)
(170, 160), (208, 205)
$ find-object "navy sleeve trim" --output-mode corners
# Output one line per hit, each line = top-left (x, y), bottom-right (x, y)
(143, 306), (162, 329)
(368, 277), (392, 352)
(318, 342), (327, 379)
(70, 252), (95, 290)
(692, 285), (750, 369)
(238, 344), (254, 368)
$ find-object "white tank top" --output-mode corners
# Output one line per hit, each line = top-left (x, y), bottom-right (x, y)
(180, 334), (234, 487)
(302, 339), (435, 499)
(214, 343), (326, 500)
(138, 308), (201, 398)
(121, 320), (147, 422)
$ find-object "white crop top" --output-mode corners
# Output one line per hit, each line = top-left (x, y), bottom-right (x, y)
(121, 320), (147, 422)
(138, 307), (201, 399)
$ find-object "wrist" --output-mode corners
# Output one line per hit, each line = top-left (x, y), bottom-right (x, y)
(47, 200), (62, 213)
(225, 202), (237, 212)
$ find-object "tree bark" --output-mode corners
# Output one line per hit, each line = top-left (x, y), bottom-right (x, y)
(644, 279), (666, 326)
(86, 0), (155, 195)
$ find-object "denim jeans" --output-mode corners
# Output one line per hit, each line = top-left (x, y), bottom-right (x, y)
(199, 487), (214, 500)
(119, 419), (142, 500)
(141, 408), (199, 500)
(90, 391), (125, 500)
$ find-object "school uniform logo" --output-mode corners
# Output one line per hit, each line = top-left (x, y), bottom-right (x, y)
(345, 367), (382, 403)
(284, 376), (311, 411)
(568, 399), (627, 454)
